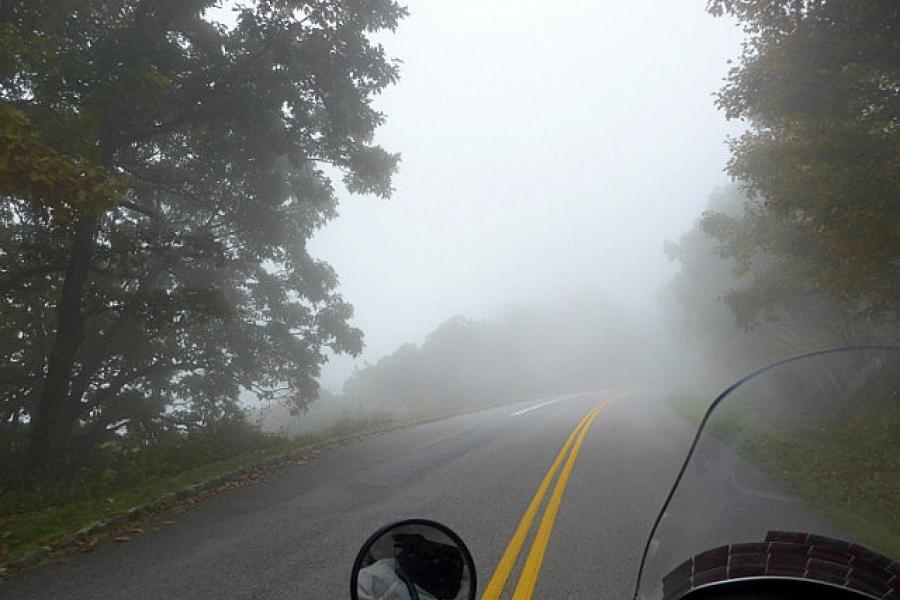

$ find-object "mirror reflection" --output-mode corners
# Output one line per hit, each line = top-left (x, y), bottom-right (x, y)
(354, 522), (474, 600)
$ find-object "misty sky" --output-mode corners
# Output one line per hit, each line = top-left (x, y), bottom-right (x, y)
(307, 1), (748, 389)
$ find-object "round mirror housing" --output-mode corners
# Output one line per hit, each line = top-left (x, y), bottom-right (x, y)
(351, 519), (477, 600)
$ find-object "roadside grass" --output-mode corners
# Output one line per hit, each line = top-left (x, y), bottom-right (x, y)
(668, 394), (711, 431)
(669, 395), (900, 560)
(2, 391), (599, 569)
(1, 445), (287, 564)
(0, 412), (408, 566)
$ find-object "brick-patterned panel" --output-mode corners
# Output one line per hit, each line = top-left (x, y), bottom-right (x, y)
(660, 531), (898, 600)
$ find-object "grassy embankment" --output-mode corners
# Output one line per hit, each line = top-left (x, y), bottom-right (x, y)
(670, 394), (900, 560)
(0, 412), (408, 568)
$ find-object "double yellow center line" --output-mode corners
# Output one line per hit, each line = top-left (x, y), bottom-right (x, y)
(481, 401), (610, 600)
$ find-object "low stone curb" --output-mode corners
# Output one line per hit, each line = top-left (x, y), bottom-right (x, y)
(0, 427), (399, 575)
(0, 398), (529, 576)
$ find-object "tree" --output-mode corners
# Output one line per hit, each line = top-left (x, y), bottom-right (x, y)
(707, 0), (900, 321)
(0, 0), (406, 482)
(662, 185), (897, 385)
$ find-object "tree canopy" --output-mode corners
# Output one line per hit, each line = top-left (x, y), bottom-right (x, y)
(663, 185), (897, 385)
(706, 0), (900, 322)
(0, 0), (406, 482)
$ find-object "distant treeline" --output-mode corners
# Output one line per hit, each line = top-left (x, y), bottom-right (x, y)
(257, 296), (654, 435)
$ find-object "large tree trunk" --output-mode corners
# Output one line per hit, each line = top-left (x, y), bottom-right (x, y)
(25, 212), (100, 482)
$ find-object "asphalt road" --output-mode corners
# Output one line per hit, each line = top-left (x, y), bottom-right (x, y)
(0, 389), (837, 599)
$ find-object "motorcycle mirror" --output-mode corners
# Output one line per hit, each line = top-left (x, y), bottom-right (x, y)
(351, 519), (477, 600)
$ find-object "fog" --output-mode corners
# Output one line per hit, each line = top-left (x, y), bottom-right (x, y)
(4, 5), (898, 580)
(310, 0), (746, 389)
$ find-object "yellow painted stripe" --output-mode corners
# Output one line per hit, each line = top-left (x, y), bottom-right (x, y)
(480, 404), (603, 600)
(510, 400), (610, 600)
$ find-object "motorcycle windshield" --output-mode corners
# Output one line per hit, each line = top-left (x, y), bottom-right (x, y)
(634, 347), (900, 600)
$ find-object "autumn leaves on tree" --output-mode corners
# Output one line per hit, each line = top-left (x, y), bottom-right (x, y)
(0, 0), (406, 482)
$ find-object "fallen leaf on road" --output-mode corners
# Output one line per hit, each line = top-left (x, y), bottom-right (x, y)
(161, 520), (176, 525)
(80, 538), (98, 552)
(111, 536), (131, 543)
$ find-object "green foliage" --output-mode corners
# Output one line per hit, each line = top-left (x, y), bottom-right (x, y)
(0, 105), (123, 224)
(705, 396), (900, 557)
(707, 0), (900, 321)
(662, 185), (896, 382)
(0, 425), (288, 564)
(672, 355), (900, 556)
(0, 409), (418, 564)
(0, 0), (406, 482)
(0, 418), (281, 516)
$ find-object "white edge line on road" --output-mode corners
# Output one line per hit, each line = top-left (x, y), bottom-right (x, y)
(509, 393), (591, 417)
